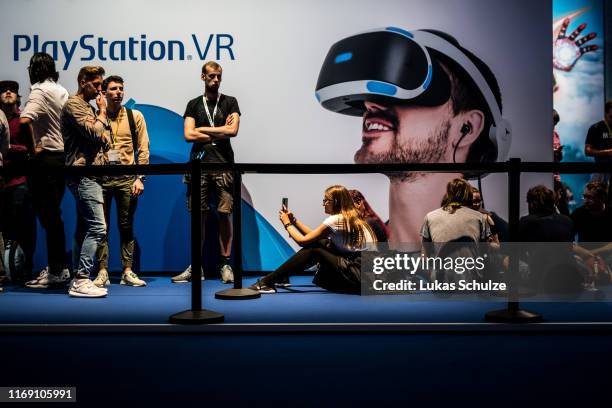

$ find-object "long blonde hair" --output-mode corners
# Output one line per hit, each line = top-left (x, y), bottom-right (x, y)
(325, 185), (376, 248)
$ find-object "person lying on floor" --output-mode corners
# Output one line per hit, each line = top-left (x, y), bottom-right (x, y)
(250, 185), (377, 294)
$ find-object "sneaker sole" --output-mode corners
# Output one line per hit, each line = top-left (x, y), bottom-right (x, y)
(172, 278), (205, 283)
(275, 283), (292, 287)
(25, 283), (50, 289)
(93, 281), (110, 288)
(120, 280), (146, 287)
(68, 289), (108, 298)
(26, 282), (68, 289)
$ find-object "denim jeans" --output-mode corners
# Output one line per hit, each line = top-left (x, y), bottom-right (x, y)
(67, 177), (106, 279)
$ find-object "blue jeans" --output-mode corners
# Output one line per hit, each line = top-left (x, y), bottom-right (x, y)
(67, 177), (106, 279)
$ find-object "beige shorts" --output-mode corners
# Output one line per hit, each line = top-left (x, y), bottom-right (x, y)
(186, 171), (233, 214)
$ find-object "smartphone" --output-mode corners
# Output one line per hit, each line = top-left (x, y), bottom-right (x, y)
(281, 197), (288, 211)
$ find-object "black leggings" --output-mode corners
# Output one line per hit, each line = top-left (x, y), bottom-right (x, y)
(261, 241), (361, 294)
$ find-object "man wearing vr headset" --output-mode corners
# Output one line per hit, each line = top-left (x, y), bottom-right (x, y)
(316, 28), (506, 244)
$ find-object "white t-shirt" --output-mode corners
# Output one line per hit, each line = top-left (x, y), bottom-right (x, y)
(0, 110), (9, 166)
(20, 79), (69, 152)
(323, 214), (376, 253)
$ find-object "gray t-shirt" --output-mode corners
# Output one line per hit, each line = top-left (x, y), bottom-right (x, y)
(421, 206), (491, 255)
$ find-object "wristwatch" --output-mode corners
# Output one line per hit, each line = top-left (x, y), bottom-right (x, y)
(137, 175), (146, 182)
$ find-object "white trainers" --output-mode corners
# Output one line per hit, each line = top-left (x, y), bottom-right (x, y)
(171, 265), (205, 283)
(220, 264), (234, 284)
(120, 271), (146, 287)
(68, 278), (108, 298)
(26, 267), (69, 289)
(93, 269), (111, 287)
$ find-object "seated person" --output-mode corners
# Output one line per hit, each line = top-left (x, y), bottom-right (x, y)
(571, 182), (612, 283)
(421, 178), (492, 283)
(471, 187), (501, 245)
(349, 189), (388, 242)
(249, 185), (376, 294)
(519, 185), (581, 293)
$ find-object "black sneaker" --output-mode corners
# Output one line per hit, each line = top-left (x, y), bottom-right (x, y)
(249, 280), (277, 294)
(275, 276), (291, 287)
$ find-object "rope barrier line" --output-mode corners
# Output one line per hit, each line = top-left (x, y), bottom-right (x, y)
(0, 161), (608, 177)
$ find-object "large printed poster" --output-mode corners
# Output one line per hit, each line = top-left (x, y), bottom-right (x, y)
(553, 0), (605, 210)
(0, 0), (551, 271)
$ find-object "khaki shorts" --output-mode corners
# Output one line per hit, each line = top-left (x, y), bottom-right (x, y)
(186, 172), (233, 214)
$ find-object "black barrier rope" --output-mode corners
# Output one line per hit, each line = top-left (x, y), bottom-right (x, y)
(1, 159), (607, 324)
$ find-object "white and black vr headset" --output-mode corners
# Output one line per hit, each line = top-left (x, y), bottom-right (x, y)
(315, 27), (511, 162)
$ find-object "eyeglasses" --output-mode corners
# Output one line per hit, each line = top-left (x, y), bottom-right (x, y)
(323, 198), (331, 204)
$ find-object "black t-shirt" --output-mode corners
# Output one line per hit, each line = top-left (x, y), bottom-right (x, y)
(519, 212), (573, 242)
(183, 94), (241, 163)
(571, 206), (612, 249)
(585, 120), (612, 163)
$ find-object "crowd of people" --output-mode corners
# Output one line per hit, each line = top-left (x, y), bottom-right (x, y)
(0, 54), (241, 297)
(1, 51), (611, 298)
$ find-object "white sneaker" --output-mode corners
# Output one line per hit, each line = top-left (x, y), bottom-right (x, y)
(220, 264), (234, 284)
(171, 265), (205, 283)
(120, 271), (146, 287)
(26, 267), (65, 289)
(93, 269), (111, 287)
(68, 278), (108, 298)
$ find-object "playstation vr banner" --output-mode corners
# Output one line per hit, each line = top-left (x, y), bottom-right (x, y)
(0, 0), (552, 272)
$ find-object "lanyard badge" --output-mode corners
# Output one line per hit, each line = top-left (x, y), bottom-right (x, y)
(203, 94), (220, 146)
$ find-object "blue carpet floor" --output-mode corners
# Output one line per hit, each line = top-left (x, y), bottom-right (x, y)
(2, 276), (612, 324)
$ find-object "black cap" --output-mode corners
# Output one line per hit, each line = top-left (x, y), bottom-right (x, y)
(0, 80), (19, 94)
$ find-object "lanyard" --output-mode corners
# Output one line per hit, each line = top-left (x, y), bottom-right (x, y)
(108, 108), (123, 146)
(605, 119), (612, 136)
(202, 94), (220, 128)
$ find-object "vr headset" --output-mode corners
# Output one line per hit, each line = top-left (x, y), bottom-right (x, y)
(315, 27), (511, 162)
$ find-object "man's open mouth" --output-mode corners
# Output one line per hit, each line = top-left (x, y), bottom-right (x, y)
(363, 117), (395, 132)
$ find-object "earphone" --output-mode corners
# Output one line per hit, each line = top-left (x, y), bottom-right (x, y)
(453, 123), (472, 163)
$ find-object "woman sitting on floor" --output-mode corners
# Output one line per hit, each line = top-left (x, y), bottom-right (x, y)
(250, 185), (376, 294)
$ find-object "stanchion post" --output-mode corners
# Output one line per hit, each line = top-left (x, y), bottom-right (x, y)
(215, 167), (261, 300)
(169, 160), (224, 323)
(485, 158), (542, 323)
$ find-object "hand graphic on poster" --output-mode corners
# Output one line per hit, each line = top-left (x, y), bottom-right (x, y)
(553, 17), (598, 72)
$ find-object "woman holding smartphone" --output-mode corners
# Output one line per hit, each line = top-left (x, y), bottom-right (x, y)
(249, 185), (376, 294)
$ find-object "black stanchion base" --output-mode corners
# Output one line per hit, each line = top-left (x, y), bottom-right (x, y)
(215, 288), (261, 300)
(169, 309), (224, 325)
(484, 308), (543, 324)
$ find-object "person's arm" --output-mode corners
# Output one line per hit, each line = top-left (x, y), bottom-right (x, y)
(591, 243), (612, 256)
(65, 97), (110, 146)
(280, 211), (330, 247)
(18, 118), (36, 155)
(585, 144), (612, 158)
(585, 125), (612, 157)
(132, 111), (150, 196)
(0, 112), (9, 163)
(184, 116), (212, 143)
(198, 112), (240, 139)
(420, 218), (432, 257)
(19, 88), (47, 154)
(284, 211), (312, 235)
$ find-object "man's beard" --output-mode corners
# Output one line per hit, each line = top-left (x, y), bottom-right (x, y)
(354, 120), (451, 183)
